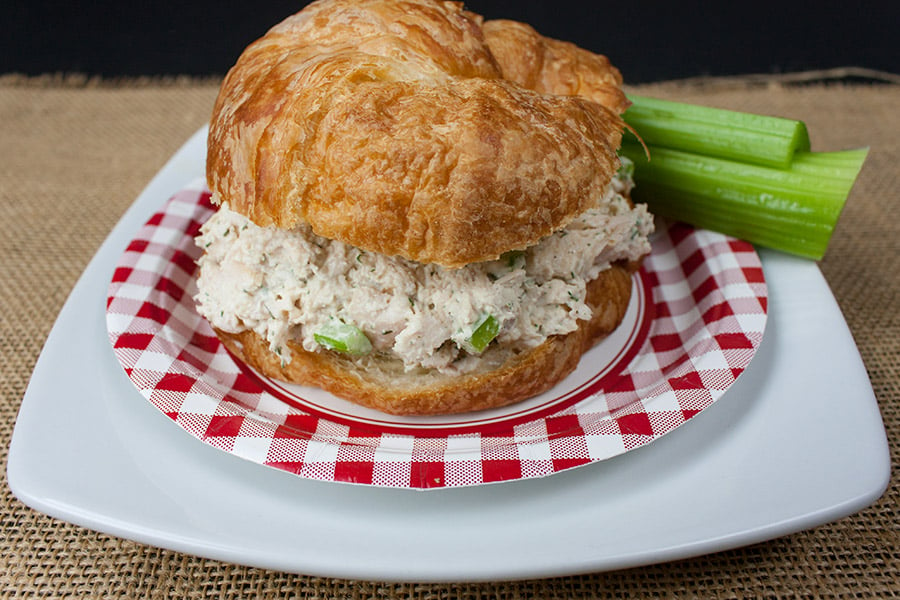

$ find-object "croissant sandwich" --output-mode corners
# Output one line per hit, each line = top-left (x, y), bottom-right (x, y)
(195, 0), (654, 415)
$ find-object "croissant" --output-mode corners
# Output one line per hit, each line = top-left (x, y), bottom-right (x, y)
(206, 0), (629, 268)
(198, 0), (653, 415)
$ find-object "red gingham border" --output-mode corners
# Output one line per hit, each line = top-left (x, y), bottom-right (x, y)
(106, 183), (767, 489)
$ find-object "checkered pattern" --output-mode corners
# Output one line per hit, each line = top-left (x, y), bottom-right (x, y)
(106, 181), (767, 489)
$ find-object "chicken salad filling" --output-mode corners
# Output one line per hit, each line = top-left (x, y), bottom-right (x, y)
(194, 164), (653, 374)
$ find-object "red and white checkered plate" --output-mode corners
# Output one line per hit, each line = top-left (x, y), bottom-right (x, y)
(106, 182), (767, 489)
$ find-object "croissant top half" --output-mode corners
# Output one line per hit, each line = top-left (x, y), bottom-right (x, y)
(207, 0), (629, 267)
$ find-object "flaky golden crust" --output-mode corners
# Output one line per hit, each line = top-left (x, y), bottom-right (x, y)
(213, 259), (637, 416)
(207, 0), (628, 268)
(481, 19), (630, 114)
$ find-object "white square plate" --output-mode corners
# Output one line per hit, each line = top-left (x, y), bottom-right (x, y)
(7, 127), (890, 582)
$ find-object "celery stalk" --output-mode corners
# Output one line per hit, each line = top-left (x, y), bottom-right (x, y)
(619, 143), (868, 260)
(624, 95), (810, 169)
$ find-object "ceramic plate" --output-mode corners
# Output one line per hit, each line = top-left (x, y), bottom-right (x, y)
(8, 127), (889, 581)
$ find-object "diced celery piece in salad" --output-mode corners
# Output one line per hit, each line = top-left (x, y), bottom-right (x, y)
(314, 320), (373, 356)
(466, 314), (500, 353)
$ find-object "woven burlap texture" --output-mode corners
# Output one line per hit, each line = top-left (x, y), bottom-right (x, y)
(1, 77), (897, 599)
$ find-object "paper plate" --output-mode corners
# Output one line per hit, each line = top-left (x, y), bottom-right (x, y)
(106, 181), (767, 489)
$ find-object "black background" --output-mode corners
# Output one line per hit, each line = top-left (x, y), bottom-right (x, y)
(6, 1), (898, 84)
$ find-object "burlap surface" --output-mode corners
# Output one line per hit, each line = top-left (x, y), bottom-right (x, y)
(0, 74), (897, 598)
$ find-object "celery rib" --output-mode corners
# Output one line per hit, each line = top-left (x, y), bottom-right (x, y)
(623, 144), (859, 207)
(624, 95), (810, 169)
(635, 182), (834, 258)
(620, 142), (868, 260)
